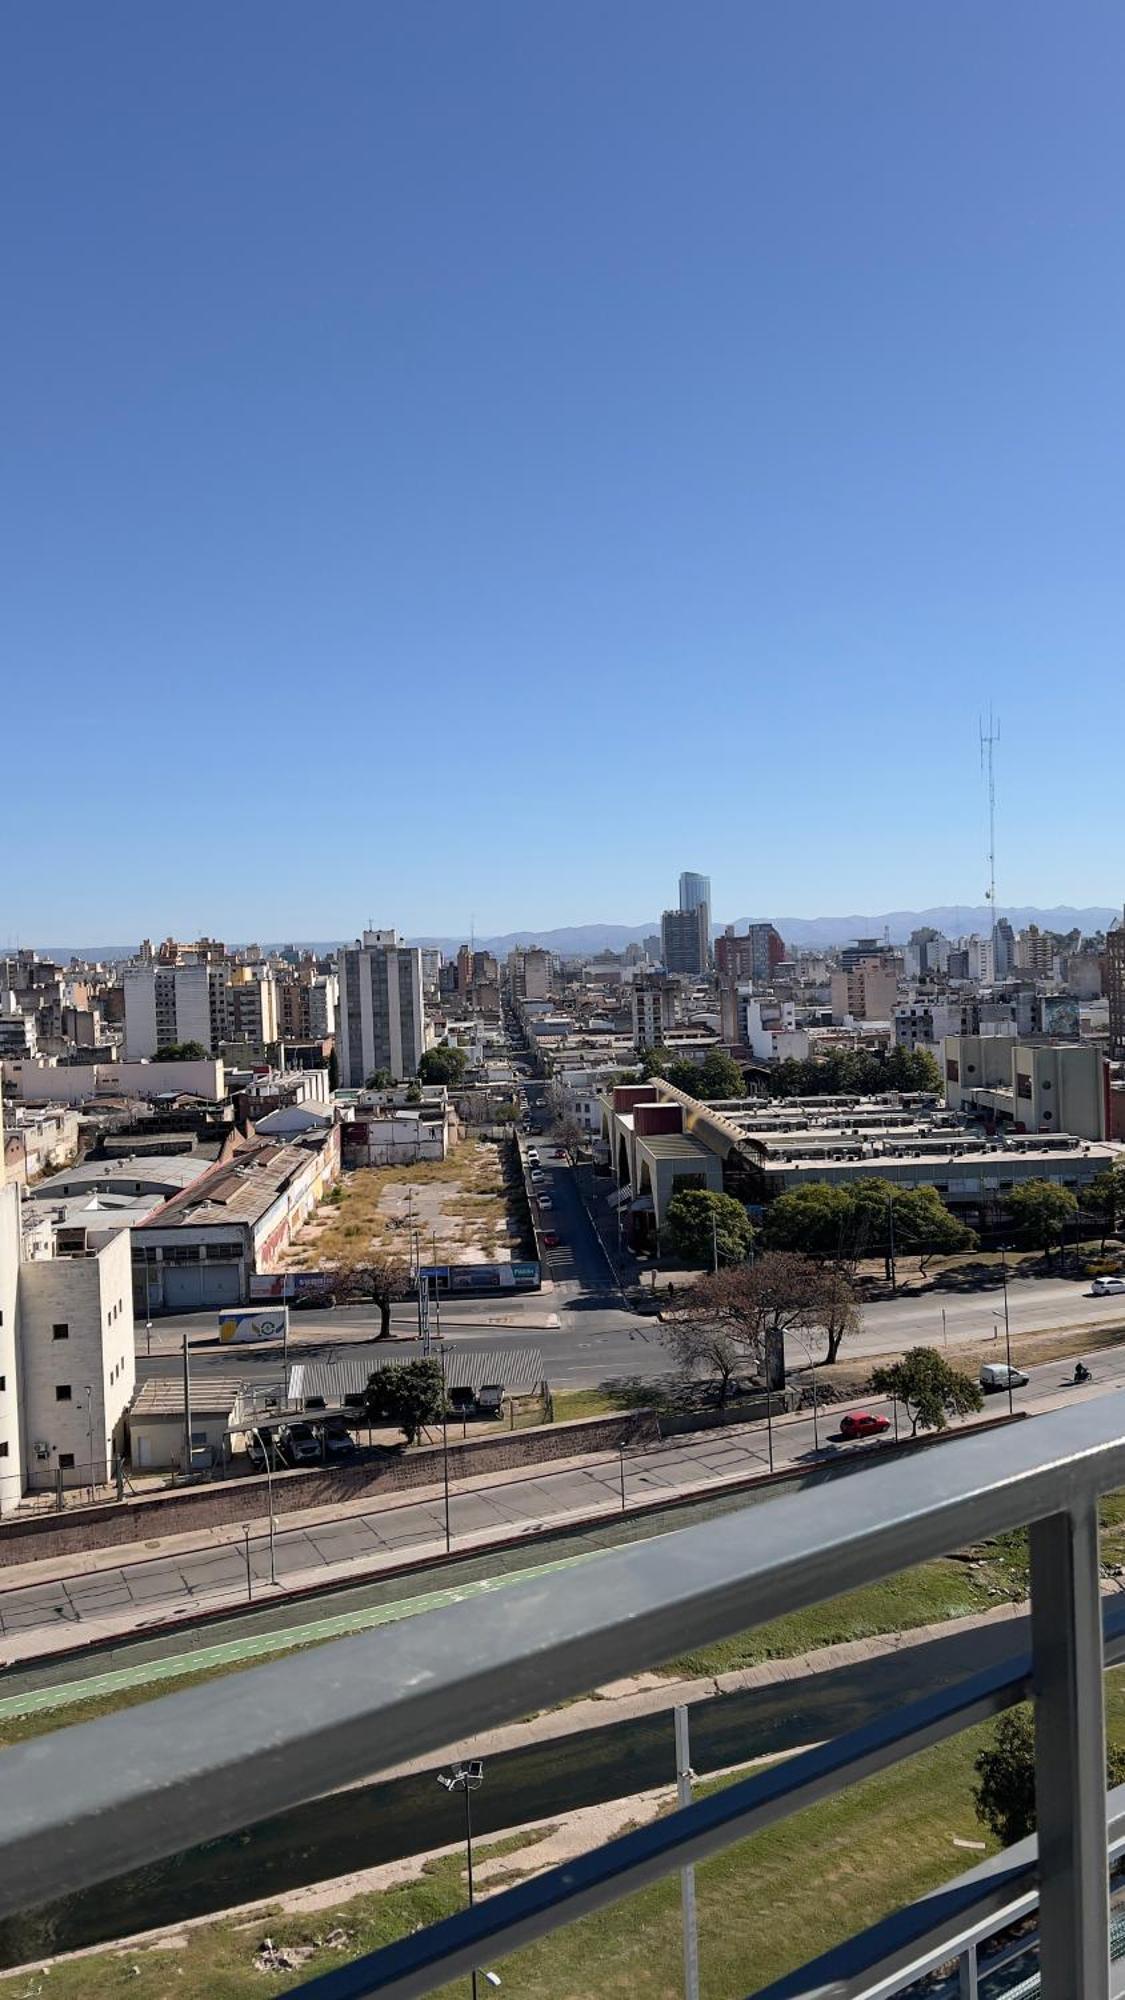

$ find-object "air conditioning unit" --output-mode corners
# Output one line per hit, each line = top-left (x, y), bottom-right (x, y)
(34, 1441), (50, 1461)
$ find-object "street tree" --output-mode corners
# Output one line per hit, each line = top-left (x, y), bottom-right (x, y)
(337, 1249), (410, 1338)
(1087, 1166), (1125, 1251)
(669, 1252), (848, 1385)
(154, 1041), (209, 1062)
(762, 1183), (856, 1261)
(890, 1185), (975, 1273)
(974, 1707), (1125, 1845)
(1005, 1179), (1079, 1264)
(637, 1046), (670, 1079)
(418, 1045), (468, 1086)
(660, 1313), (748, 1407)
(363, 1360), (446, 1445)
(553, 1115), (585, 1161)
(870, 1346), (983, 1434)
(665, 1189), (755, 1267)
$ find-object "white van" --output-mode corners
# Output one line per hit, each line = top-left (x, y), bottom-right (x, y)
(980, 1362), (1029, 1393)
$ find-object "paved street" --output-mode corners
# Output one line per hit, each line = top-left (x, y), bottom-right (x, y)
(7, 1349), (1125, 1656)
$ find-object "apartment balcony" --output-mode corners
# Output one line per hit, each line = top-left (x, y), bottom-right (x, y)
(3, 1397), (1125, 1995)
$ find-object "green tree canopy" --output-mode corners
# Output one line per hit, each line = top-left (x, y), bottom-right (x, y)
(870, 1346), (983, 1434)
(362, 1359), (446, 1445)
(763, 1179), (974, 1275)
(974, 1707), (1125, 1846)
(768, 1047), (942, 1099)
(1087, 1165), (1125, 1248)
(1005, 1179), (1079, 1261)
(665, 1189), (755, 1267)
(637, 1046), (670, 1080)
(888, 1185), (975, 1272)
(417, 1045), (469, 1086)
(364, 1069), (393, 1089)
(694, 1049), (748, 1100)
(153, 1041), (209, 1062)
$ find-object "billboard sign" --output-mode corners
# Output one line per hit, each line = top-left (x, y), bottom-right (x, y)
(217, 1309), (288, 1344)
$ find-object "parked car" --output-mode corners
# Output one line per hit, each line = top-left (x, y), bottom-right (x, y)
(553, 1146), (566, 1158)
(537, 1194), (553, 1210)
(279, 1422), (322, 1465)
(322, 1417), (356, 1459)
(293, 1291), (336, 1311)
(541, 1229), (559, 1247)
(980, 1362), (1030, 1393)
(839, 1412), (891, 1440)
(1090, 1276), (1125, 1296)
(531, 1170), (547, 1184)
(527, 1149), (540, 1165)
(246, 1428), (284, 1469)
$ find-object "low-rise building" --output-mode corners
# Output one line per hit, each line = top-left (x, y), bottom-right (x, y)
(942, 1036), (1107, 1141)
(3, 1056), (225, 1104)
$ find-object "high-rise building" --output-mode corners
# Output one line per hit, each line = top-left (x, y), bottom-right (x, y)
(1106, 919), (1125, 1058)
(679, 872), (710, 913)
(631, 975), (681, 1049)
(678, 872), (711, 969)
(337, 929), (426, 1084)
(660, 905), (709, 977)
(123, 962), (228, 1057)
(715, 924), (786, 985)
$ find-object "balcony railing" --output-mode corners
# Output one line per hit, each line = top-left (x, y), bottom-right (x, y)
(3, 1395), (1125, 1996)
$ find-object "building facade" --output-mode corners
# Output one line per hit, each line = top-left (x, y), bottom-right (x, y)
(337, 929), (426, 1084)
(661, 905), (710, 977)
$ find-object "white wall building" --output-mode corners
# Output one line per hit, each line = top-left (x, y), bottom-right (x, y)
(0, 1102), (136, 1513)
(124, 963), (228, 1058)
(337, 929), (427, 1084)
(3, 1056), (225, 1104)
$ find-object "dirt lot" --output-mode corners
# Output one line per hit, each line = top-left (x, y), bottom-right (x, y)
(281, 1139), (521, 1269)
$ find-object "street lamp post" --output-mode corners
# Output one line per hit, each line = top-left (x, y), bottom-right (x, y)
(437, 1762), (486, 2000)
(242, 1524), (253, 1602)
(618, 1441), (627, 1513)
(1001, 1244), (1014, 1417)
(253, 1427), (278, 1583)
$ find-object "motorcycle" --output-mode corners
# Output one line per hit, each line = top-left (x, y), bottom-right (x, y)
(1073, 1363), (1091, 1385)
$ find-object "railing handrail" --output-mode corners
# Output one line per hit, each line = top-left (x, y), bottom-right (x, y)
(0, 1395), (1124, 1978)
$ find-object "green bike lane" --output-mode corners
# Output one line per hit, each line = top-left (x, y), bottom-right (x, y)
(0, 1478), (773, 1720)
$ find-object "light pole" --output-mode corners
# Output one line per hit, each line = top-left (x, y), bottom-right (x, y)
(1001, 1244), (1013, 1416)
(437, 1762), (485, 2000)
(242, 1524), (253, 1602)
(253, 1427), (278, 1583)
(617, 1441), (627, 1513)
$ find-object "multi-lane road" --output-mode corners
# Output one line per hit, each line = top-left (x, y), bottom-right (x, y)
(140, 1140), (1125, 1389)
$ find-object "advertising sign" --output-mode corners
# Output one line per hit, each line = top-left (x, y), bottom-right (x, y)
(217, 1309), (288, 1344)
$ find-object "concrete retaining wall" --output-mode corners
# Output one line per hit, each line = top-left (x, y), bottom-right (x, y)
(0, 1410), (659, 1566)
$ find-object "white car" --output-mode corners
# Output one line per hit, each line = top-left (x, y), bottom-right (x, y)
(537, 1194), (553, 1211)
(1090, 1276), (1125, 1296)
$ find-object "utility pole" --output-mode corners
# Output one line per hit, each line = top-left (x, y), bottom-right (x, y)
(711, 1209), (719, 1275)
(887, 1192), (897, 1295)
(675, 1706), (700, 2000)
(181, 1328), (193, 1476)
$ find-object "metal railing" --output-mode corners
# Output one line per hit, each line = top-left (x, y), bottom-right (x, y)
(2, 1395), (1125, 1995)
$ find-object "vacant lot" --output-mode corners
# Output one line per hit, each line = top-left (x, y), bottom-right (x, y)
(283, 1140), (519, 1268)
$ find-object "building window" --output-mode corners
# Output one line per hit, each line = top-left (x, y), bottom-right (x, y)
(0, 1442), (7, 1459)
(58, 1452), (74, 1470)
(52, 1323), (69, 1341)
(55, 1384), (71, 1402)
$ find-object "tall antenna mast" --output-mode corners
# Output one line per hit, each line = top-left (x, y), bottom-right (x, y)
(979, 712), (1000, 922)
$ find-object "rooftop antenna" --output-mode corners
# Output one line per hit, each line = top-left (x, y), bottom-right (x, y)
(980, 712), (1000, 926)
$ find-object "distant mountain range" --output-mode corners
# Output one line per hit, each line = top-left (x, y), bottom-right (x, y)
(26, 904), (1120, 963)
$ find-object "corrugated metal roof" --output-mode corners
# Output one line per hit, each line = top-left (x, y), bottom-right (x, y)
(290, 1341), (544, 1403)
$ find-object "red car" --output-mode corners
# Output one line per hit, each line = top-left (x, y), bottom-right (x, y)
(839, 1411), (891, 1441)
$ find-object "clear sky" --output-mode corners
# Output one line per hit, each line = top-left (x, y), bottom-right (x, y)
(4, 2), (1123, 944)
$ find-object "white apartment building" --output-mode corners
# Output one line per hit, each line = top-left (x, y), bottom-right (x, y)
(124, 962), (228, 1058)
(0, 1104), (135, 1513)
(226, 967), (279, 1050)
(306, 974), (337, 1039)
(337, 929), (427, 1085)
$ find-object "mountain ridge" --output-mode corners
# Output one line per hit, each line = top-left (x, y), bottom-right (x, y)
(24, 904), (1119, 962)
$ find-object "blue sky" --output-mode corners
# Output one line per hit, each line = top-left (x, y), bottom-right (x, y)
(4, 2), (1122, 943)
